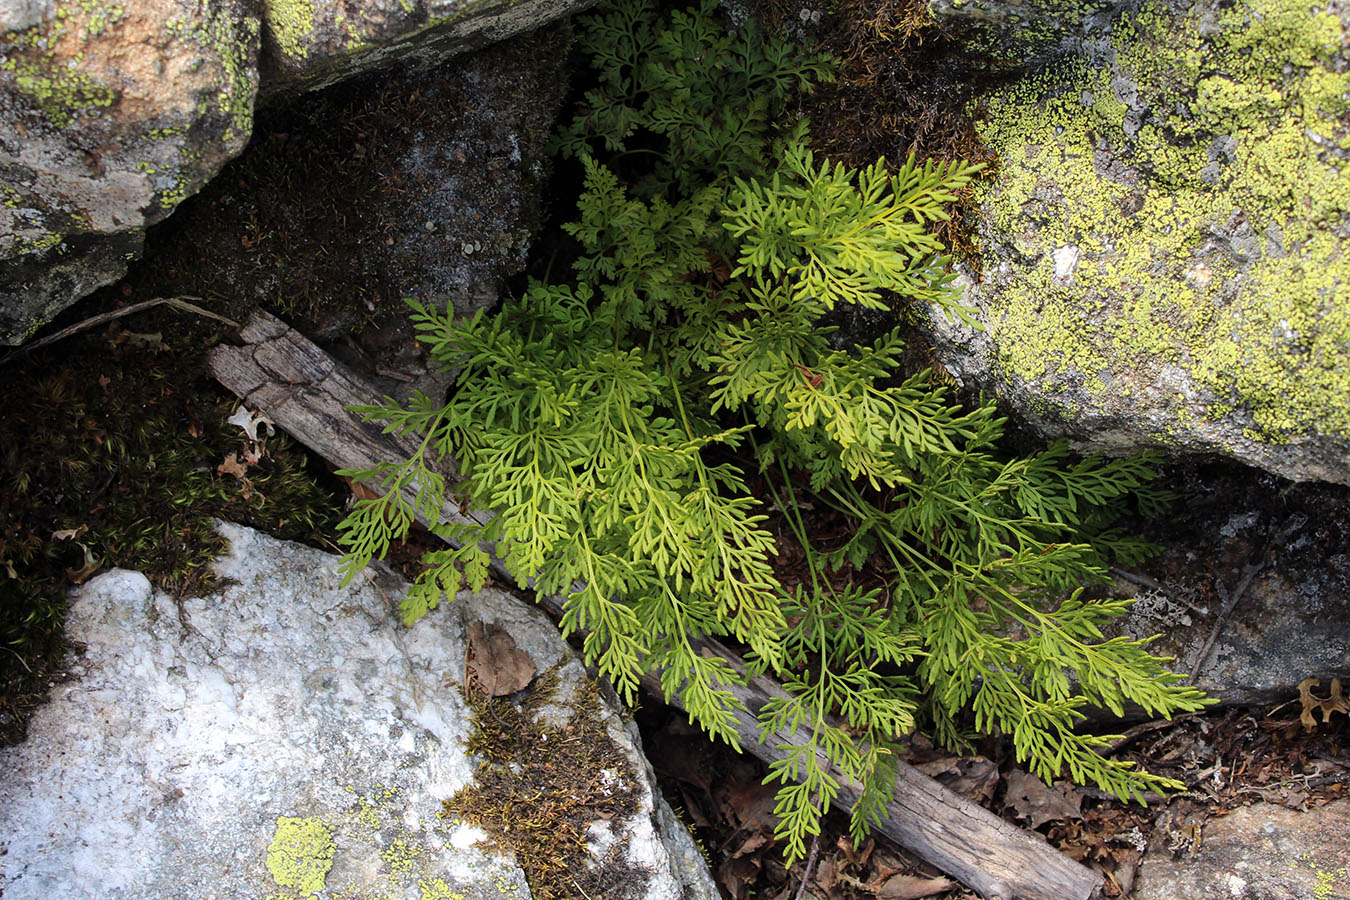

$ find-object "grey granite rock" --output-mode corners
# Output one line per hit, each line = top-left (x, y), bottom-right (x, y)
(0, 522), (718, 900)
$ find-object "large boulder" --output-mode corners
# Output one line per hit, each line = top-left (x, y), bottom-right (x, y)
(256, 0), (599, 95)
(0, 0), (260, 343)
(922, 0), (1350, 484)
(0, 522), (718, 900)
(1108, 462), (1350, 708)
(121, 27), (570, 352)
(1, 0), (595, 345)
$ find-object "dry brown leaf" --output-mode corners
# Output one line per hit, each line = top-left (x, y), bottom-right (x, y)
(464, 621), (536, 698)
(813, 854), (835, 885)
(876, 874), (957, 899)
(729, 830), (773, 859)
(1004, 769), (1085, 828)
(51, 527), (100, 584)
(913, 756), (998, 802)
(1298, 677), (1349, 730)
(64, 542), (101, 584)
(716, 778), (780, 833)
(717, 854), (761, 900)
(217, 453), (249, 479)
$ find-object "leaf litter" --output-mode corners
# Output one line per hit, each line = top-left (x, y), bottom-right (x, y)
(636, 699), (1348, 899)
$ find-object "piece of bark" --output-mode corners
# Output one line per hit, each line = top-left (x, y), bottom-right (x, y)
(209, 311), (1104, 900)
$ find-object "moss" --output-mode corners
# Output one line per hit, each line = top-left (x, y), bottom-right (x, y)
(443, 667), (649, 900)
(266, 816), (336, 896)
(972, 0), (1350, 444)
(0, 321), (345, 746)
(264, 0), (317, 64)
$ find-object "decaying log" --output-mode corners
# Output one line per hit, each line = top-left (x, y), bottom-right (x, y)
(209, 311), (1104, 900)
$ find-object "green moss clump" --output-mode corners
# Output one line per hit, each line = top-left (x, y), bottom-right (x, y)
(443, 668), (649, 900)
(973, 0), (1350, 444)
(0, 320), (344, 745)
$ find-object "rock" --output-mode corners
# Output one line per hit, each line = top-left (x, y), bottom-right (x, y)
(0, 522), (718, 900)
(119, 26), (569, 356)
(1, 0), (593, 346)
(1109, 461), (1350, 708)
(1, 0), (261, 344)
(1133, 799), (1350, 899)
(920, 0), (1350, 484)
(256, 0), (599, 96)
(926, 0), (1127, 73)
(0, 232), (142, 343)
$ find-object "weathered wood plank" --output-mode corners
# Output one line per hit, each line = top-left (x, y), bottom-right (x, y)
(208, 310), (1104, 900)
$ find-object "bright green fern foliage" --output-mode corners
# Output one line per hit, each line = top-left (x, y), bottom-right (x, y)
(337, 0), (1210, 864)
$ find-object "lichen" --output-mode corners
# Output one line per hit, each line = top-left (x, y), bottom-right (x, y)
(0, 0), (126, 127)
(970, 0), (1350, 445)
(264, 0), (317, 64)
(265, 816), (336, 896)
(1, 56), (116, 127)
(161, 10), (260, 147)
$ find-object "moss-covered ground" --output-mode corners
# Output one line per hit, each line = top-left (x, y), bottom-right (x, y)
(0, 314), (345, 745)
(0, 23), (572, 743)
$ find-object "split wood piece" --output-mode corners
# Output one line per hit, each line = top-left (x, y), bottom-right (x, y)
(209, 310), (1104, 900)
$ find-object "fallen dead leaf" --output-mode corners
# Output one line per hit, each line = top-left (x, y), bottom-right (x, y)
(51, 527), (101, 583)
(717, 853), (761, 900)
(465, 621), (536, 698)
(1004, 769), (1085, 828)
(217, 453), (249, 480)
(914, 756), (999, 803)
(875, 873), (958, 899)
(51, 525), (89, 541)
(1298, 677), (1349, 730)
(729, 830), (773, 860)
(716, 777), (780, 834)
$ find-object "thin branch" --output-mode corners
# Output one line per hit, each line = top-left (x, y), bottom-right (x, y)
(793, 832), (822, 900)
(1188, 562), (1261, 684)
(2, 297), (239, 365)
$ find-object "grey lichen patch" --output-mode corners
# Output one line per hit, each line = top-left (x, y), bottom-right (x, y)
(966, 0), (1350, 455)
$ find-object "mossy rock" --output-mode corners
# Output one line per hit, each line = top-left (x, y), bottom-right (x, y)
(921, 0), (1350, 484)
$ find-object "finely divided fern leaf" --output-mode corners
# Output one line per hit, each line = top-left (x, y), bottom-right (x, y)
(338, 0), (1211, 868)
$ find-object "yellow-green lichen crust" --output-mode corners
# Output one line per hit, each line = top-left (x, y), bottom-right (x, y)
(0, 0), (125, 128)
(264, 0), (317, 64)
(266, 816), (336, 896)
(970, 0), (1350, 446)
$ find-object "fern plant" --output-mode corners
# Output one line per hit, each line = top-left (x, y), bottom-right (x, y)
(337, 0), (1210, 864)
